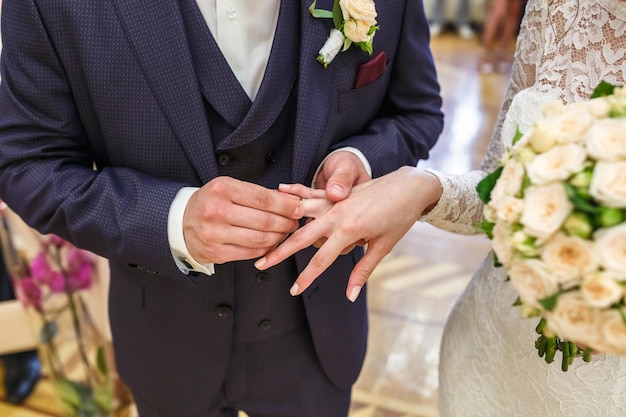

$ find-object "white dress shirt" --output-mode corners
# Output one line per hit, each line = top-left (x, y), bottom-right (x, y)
(168, 1), (371, 276)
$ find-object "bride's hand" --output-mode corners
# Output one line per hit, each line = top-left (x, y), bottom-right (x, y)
(255, 167), (443, 302)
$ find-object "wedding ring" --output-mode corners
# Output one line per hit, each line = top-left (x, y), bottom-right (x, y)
(299, 198), (306, 210)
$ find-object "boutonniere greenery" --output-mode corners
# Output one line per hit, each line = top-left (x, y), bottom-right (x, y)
(310, 0), (379, 68)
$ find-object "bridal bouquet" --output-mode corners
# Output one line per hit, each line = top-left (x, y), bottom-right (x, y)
(476, 81), (626, 371)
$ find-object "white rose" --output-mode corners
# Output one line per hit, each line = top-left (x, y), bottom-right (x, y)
(594, 223), (626, 279)
(508, 258), (559, 307)
(483, 202), (497, 223)
(541, 100), (565, 118)
(540, 233), (598, 288)
(492, 221), (513, 267)
(490, 159), (525, 203)
(585, 97), (611, 118)
(520, 183), (573, 240)
(545, 292), (599, 347)
(343, 19), (372, 43)
(547, 107), (594, 144)
(598, 309), (626, 355)
(318, 29), (345, 66)
(580, 271), (623, 308)
(493, 195), (524, 225)
(589, 161), (626, 208)
(511, 131), (532, 154)
(339, 0), (377, 27)
(525, 143), (587, 185)
(585, 118), (626, 161)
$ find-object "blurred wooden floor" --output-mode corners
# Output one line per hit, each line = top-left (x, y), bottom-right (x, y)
(0, 32), (510, 417)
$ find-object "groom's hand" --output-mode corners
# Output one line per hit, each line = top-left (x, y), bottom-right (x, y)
(314, 151), (371, 202)
(183, 177), (304, 265)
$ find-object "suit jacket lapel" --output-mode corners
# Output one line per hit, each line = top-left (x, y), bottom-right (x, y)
(292, 0), (338, 183)
(111, 0), (218, 182)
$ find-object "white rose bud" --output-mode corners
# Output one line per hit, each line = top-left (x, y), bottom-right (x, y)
(545, 292), (599, 348)
(317, 29), (345, 67)
(525, 143), (587, 186)
(589, 161), (626, 208)
(585, 118), (626, 161)
(540, 233), (598, 287)
(529, 122), (558, 153)
(520, 183), (573, 240)
(586, 97), (611, 118)
(493, 195), (525, 225)
(580, 271), (623, 308)
(508, 258), (558, 307)
(594, 223), (626, 279)
(492, 221), (513, 267)
(339, 0), (377, 27)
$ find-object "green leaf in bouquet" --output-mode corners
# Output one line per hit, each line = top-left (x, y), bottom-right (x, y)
(474, 219), (494, 239)
(564, 183), (601, 214)
(93, 380), (114, 413)
(53, 379), (89, 410)
(538, 293), (559, 311)
(511, 126), (524, 146)
(590, 80), (616, 98)
(476, 166), (503, 204)
(96, 346), (108, 377)
(597, 207), (625, 228)
(332, 0), (343, 30)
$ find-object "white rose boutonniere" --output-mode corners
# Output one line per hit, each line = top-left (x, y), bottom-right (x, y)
(310, 0), (379, 67)
(476, 81), (626, 371)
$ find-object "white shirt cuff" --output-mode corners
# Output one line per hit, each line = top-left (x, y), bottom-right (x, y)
(312, 147), (372, 187)
(168, 187), (215, 276)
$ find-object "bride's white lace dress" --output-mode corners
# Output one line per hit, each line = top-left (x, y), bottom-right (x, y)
(420, 0), (626, 415)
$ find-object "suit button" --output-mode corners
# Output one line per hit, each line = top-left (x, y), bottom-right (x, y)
(258, 319), (271, 330)
(215, 305), (232, 318)
(264, 151), (277, 164)
(217, 152), (230, 166)
(256, 272), (271, 283)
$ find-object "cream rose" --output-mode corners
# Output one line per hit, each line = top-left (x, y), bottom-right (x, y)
(520, 183), (573, 240)
(493, 195), (525, 225)
(541, 99), (565, 118)
(589, 161), (626, 208)
(492, 221), (513, 267)
(594, 223), (626, 279)
(343, 19), (372, 43)
(547, 107), (594, 144)
(525, 143), (587, 185)
(529, 121), (558, 153)
(585, 119), (626, 161)
(598, 309), (626, 355)
(580, 271), (623, 308)
(545, 292), (599, 347)
(585, 97), (611, 118)
(490, 159), (525, 203)
(508, 258), (559, 307)
(540, 233), (598, 287)
(339, 0), (377, 27)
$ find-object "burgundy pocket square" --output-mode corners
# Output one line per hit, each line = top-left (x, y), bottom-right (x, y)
(354, 51), (387, 89)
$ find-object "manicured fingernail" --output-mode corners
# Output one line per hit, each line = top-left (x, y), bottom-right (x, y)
(348, 286), (362, 302)
(290, 283), (300, 296)
(254, 257), (266, 269)
(278, 183), (290, 190)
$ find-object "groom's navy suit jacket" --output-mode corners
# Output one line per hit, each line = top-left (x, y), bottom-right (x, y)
(0, 0), (443, 413)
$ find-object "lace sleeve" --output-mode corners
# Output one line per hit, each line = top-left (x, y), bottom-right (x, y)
(420, 0), (545, 235)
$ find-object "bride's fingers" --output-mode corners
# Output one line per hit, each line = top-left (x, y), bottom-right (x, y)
(254, 221), (328, 271)
(299, 197), (333, 219)
(278, 183), (327, 199)
(345, 241), (391, 302)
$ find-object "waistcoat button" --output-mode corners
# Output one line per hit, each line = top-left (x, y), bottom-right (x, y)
(215, 305), (232, 318)
(258, 319), (271, 330)
(264, 151), (277, 164)
(217, 152), (230, 166)
(256, 272), (271, 283)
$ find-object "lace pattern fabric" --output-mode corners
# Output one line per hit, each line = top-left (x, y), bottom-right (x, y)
(428, 0), (626, 415)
